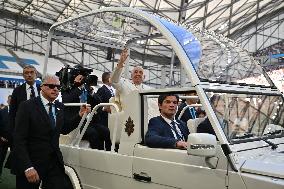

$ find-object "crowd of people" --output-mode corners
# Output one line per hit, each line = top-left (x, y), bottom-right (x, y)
(239, 67), (284, 93)
(0, 80), (23, 89)
(252, 40), (283, 59)
(266, 68), (284, 93)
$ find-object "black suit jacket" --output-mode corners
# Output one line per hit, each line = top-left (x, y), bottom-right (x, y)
(176, 102), (196, 123)
(96, 85), (113, 127)
(97, 85), (112, 104)
(9, 83), (41, 132)
(0, 106), (10, 142)
(145, 116), (190, 148)
(0, 106), (10, 174)
(197, 117), (216, 136)
(13, 97), (81, 176)
(62, 87), (101, 125)
(62, 87), (82, 118)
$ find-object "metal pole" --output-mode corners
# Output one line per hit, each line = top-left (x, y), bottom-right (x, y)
(43, 33), (53, 77)
(169, 50), (175, 86)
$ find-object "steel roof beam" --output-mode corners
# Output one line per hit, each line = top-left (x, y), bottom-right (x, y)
(229, 7), (284, 40)
(0, 9), (52, 31)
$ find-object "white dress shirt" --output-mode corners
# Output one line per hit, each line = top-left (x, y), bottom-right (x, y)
(25, 83), (38, 100)
(40, 93), (56, 122)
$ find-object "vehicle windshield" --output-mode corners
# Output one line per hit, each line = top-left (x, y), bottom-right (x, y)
(206, 91), (284, 143)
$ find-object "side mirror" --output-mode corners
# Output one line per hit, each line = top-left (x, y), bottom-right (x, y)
(187, 133), (217, 157)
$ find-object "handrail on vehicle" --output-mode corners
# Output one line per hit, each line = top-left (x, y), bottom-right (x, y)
(178, 104), (203, 120)
(65, 103), (119, 152)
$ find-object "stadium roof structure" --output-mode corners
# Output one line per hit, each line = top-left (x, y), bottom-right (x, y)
(1, 0), (283, 38)
(44, 7), (275, 88)
(0, 0), (283, 85)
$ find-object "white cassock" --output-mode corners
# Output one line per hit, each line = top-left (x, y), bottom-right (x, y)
(111, 66), (159, 119)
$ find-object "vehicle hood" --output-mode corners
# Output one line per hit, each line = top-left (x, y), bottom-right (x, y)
(240, 151), (284, 179)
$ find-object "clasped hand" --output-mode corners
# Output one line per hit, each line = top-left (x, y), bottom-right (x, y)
(25, 168), (40, 183)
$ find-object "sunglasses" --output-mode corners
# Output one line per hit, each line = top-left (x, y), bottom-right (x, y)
(43, 84), (61, 90)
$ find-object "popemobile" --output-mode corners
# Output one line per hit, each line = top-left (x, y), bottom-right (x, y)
(43, 7), (284, 189)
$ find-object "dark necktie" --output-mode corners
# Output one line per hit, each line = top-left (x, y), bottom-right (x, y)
(30, 86), (35, 99)
(48, 103), (55, 129)
(190, 108), (196, 119)
(109, 88), (114, 97)
(171, 121), (183, 141)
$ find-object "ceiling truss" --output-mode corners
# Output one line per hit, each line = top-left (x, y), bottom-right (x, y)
(0, 0), (283, 84)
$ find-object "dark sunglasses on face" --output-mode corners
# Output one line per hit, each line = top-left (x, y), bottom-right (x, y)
(43, 84), (61, 90)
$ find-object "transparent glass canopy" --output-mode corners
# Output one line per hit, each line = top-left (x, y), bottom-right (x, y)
(51, 9), (274, 88)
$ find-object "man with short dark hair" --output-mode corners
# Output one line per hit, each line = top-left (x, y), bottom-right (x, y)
(145, 94), (190, 149)
(97, 72), (115, 127)
(7, 65), (40, 171)
(9, 65), (40, 131)
(13, 74), (90, 189)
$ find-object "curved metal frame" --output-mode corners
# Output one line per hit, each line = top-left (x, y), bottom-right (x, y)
(71, 103), (119, 152)
(44, 7), (230, 144)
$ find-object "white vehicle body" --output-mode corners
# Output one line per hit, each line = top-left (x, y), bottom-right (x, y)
(44, 7), (284, 189)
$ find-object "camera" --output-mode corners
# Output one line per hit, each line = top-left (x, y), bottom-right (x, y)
(56, 65), (98, 92)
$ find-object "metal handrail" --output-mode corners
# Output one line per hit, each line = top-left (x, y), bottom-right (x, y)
(73, 103), (119, 152)
(178, 104), (202, 120)
(63, 103), (89, 144)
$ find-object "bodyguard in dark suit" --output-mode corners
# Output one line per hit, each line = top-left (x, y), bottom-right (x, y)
(0, 95), (11, 179)
(145, 94), (190, 149)
(13, 74), (90, 189)
(7, 65), (40, 171)
(96, 72), (115, 127)
(9, 65), (40, 132)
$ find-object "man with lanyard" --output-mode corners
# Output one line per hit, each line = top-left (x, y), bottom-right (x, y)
(176, 90), (199, 122)
(145, 94), (190, 149)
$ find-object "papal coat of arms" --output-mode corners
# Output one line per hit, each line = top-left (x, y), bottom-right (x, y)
(124, 116), (134, 136)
